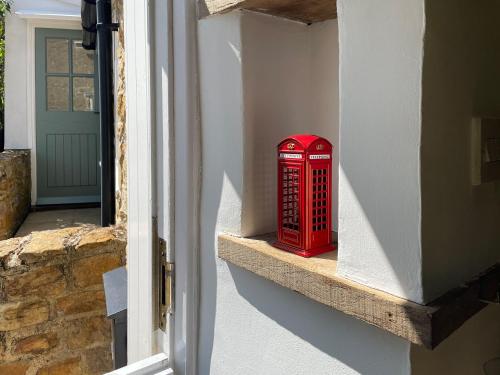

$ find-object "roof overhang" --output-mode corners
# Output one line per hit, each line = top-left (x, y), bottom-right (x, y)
(15, 10), (80, 21)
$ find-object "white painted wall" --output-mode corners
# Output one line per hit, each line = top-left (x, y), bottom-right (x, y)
(336, 0), (425, 303)
(241, 12), (339, 236)
(198, 11), (411, 375)
(5, 14), (29, 149)
(420, 0), (500, 302)
(5, 0), (80, 150)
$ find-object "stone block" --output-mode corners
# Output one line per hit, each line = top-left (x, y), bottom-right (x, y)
(0, 361), (30, 375)
(56, 290), (105, 317)
(83, 346), (113, 374)
(20, 228), (79, 264)
(75, 227), (126, 256)
(65, 316), (111, 350)
(14, 332), (58, 355)
(0, 150), (31, 241)
(0, 237), (21, 266)
(4, 265), (66, 300)
(36, 357), (81, 375)
(72, 254), (122, 288)
(0, 300), (49, 331)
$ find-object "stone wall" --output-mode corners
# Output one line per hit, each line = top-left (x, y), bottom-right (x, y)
(0, 225), (126, 375)
(0, 150), (31, 240)
(113, 0), (127, 225)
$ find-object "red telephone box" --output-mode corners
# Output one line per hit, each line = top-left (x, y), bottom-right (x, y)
(275, 135), (336, 257)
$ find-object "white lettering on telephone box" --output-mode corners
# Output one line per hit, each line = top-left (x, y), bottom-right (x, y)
(280, 153), (302, 159)
(310, 155), (330, 160)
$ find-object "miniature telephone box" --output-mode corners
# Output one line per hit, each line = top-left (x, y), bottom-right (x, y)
(275, 135), (336, 257)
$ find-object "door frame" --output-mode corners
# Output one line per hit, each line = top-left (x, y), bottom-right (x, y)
(124, 0), (201, 373)
(25, 18), (82, 205)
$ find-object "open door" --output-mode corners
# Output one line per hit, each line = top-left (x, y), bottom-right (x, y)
(108, 0), (199, 374)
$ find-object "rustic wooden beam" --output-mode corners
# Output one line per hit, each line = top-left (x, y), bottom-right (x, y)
(218, 233), (499, 349)
(199, 0), (337, 24)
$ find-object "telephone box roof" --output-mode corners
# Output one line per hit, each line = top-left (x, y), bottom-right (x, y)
(279, 135), (332, 151)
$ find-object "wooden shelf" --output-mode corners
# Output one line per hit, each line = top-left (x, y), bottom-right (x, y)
(218, 233), (500, 349)
(198, 0), (337, 24)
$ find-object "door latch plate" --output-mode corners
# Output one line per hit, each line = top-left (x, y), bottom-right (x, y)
(159, 238), (174, 331)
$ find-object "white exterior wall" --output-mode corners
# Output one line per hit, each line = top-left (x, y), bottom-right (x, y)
(198, 11), (411, 375)
(5, 14), (29, 149)
(421, 0), (500, 302)
(336, 0), (425, 303)
(241, 13), (339, 236)
(4, 0), (80, 150)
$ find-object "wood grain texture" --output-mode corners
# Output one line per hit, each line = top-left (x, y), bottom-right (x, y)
(199, 0), (337, 23)
(218, 233), (499, 349)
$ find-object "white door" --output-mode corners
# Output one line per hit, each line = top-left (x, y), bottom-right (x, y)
(112, 0), (200, 374)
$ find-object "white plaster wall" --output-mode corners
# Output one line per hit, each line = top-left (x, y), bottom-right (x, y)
(198, 11), (411, 375)
(310, 20), (340, 232)
(5, 14), (29, 149)
(241, 12), (339, 236)
(5, 0), (80, 150)
(411, 305), (500, 374)
(5, 0), (81, 149)
(336, 0), (425, 303)
(420, 0), (500, 302)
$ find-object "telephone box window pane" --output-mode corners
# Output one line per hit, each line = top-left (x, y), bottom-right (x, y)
(281, 166), (300, 231)
(47, 38), (69, 73)
(72, 40), (95, 74)
(47, 76), (69, 111)
(73, 77), (95, 111)
(312, 167), (329, 232)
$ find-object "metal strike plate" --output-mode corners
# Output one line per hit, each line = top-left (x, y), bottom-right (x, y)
(159, 238), (174, 331)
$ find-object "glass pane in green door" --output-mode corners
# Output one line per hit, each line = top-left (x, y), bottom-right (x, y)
(46, 38), (69, 73)
(73, 77), (95, 111)
(72, 40), (95, 74)
(47, 76), (69, 111)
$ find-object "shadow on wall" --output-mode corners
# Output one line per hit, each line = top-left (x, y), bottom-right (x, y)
(198, 2), (500, 374)
(198, 169), (411, 374)
(228, 264), (410, 374)
(197, 12), (409, 375)
(411, 304), (500, 375)
(195, 14), (409, 375)
(420, 0), (500, 302)
(338, 0), (500, 306)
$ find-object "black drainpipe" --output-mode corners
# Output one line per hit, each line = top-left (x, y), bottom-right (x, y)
(96, 0), (118, 226)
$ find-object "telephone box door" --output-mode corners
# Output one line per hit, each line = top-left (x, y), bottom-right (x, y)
(278, 162), (304, 249)
(308, 161), (332, 250)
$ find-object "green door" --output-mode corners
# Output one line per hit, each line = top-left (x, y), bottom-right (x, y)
(35, 28), (100, 205)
